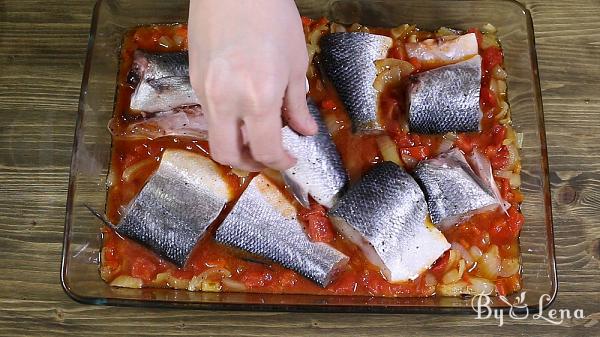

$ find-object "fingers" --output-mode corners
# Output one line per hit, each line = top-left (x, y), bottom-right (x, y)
(206, 108), (265, 172)
(243, 103), (296, 171)
(283, 75), (318, 136)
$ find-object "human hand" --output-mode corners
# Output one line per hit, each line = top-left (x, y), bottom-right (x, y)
(188, 0), (317, 172)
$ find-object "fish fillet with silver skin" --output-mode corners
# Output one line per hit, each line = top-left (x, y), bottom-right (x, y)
(319, 32), (392, 134)
(281, 100), (348, 208)
(413, 148), (499, 230)
(114, 149), (234, 267)
(215, 174), (349, 287)
(407, 55), (483, 134)
(329, 161), (450, 283)
(129, 50), (200, 113)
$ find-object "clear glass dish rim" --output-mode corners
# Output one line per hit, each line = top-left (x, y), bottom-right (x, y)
(60, 0), (557, 313)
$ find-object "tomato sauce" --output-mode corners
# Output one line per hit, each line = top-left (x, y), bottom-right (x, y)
(103, 21), (523, 297)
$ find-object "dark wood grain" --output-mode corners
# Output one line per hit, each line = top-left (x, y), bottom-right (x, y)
(1, 0), (599, 335)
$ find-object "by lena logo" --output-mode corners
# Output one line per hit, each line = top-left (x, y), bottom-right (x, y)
(471, 291), (587, 327)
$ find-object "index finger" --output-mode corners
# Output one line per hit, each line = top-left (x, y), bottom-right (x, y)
(243, 108), (295, 171)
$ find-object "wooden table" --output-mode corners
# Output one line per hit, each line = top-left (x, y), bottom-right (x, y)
(1, 0), (599, 335)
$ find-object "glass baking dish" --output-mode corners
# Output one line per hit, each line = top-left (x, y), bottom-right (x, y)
(62, 0), (556, 312)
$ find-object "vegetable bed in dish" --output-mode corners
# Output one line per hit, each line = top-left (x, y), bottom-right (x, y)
(101, 19), (524, 298)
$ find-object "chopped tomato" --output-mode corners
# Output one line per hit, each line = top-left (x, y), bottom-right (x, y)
(507, 207), (525, 237)
(408, 57), (422, 71)
(321, 99), (337, 110)
(492, 124), (507, 146)
(482, 46), (504, 72)
(489, 217), (513, 245)
(429, 250), (450, 277)
(455, 134), (474, 154)
(393, 132), (415, 148)
(299, 204), (335, 242)
(301, 16), (314, 27)
(170, 268), (194, 280)
(279, 270), (299, 288)
(328, 272), (358, 294)
(241, 270), (273, 288)
(130, 256), (158, 282)
(480, 78), (498, 109)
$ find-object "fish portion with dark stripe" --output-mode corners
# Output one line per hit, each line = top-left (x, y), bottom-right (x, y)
(329, 161), (450, 283)
(115, 149), (233, 267)
(281, 100), (348, 208)
(407, 55), (483, 134)
(129, 51), (200, 113)
(215, 174), (349, 287)
(413, 148), (499, 229)
(319, 32), (392, 134)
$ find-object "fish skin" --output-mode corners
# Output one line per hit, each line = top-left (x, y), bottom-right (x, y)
(215, 174), (349, 287)
(408, 55), (483, 134)
(329, 161), (450, 282)
(319, 32), (393, 134)
(405, 33), (479, 66)
(129, 51), (200, 113)
(110, 105), (208, 140)
(281, 100), (348, 208)
(115, 149), (233, 267)
(413, 148), (498, 230)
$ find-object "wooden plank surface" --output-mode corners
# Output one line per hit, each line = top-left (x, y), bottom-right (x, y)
(0, 0), (599, 335)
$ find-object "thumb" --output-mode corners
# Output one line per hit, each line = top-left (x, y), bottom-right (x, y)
(283, 76), (318, 136)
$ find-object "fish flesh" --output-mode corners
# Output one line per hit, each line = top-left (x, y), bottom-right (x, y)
(109, 106), (208, 140)
(329, 161), (450, 283)
(468, 149), (510, 213)
(281, 100), (348, 208)
(413, 148), (499, 229)
(407, 55), (483, 134)
(319, 32), (393, 134)
(406, 33), (479, 67)
(215, 174), (349, 287)
(129, 50), (200, 113)
(115, 149), (233, 267)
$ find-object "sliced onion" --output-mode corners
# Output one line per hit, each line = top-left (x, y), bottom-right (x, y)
(231, 168), (249, 178)
(499, 258), (520, 277)
(435, 26), (460, 37)
(477, 245), (501, 279)
(158, 36), (175, 49)
(122, 158), (156, 182)
(374, 67), (402, 92)
(467, 277), (496, 295)
(496, 79), (507, 96)
(401, 153), (418, 169)
(374, 58), (414, 74)
(457, 259), (466, 279)
(201, 281), (222, 292)
(452, 242), (474, 267)
(323, 113), (343, 134)
(349, 23), (369, 33)
(376, 135), (401, 165)
(308, 24), (328, 47)
(408, 34), (417, 43)
(516, 133), (524, 149)
(470, 246), (483, 261)
(442, 268), (461, 284)
(173, 35), (185, 47)
(481, 23), (497, 34)
(167, 273), (190, 290)
(425, 272), (438, 287)
(391, 24), (416, 40)
(492, 65), (508, 80)
(110, 275), (143, 289)
(330, 22), (347, 33)
(481, 34), (499, 49)
(222, 277), (247, 292)
(436, 281), (468, 296)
